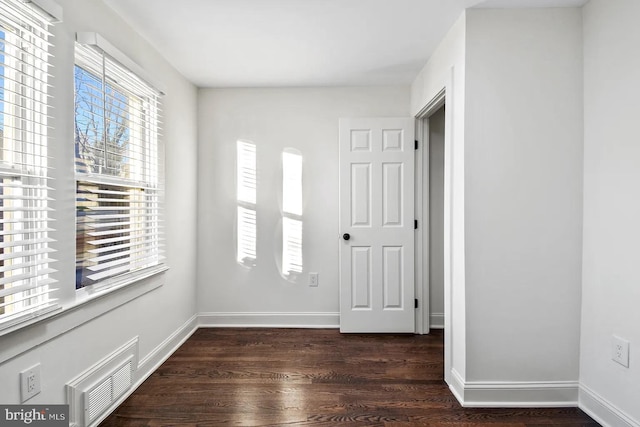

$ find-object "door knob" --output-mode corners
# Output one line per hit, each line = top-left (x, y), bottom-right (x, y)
(343, 233), (350, 241)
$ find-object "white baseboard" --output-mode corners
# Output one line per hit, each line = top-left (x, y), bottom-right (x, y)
(198, 312), (340, 328)
(449, 369), (579, 407)
(89, 314), (198, 427)
(430, 313), (445, 329)
(138, 314), (198, 372)
(449, 368), (466, 404)
(580, 384), (640, 427)
(73, 314), (622, 427)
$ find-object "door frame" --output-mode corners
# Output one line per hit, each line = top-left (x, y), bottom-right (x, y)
(415, 85), (454, 386)
(415, 88), (446, 335)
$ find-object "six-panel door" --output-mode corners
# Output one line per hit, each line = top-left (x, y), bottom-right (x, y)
(339, 118), (415, 333)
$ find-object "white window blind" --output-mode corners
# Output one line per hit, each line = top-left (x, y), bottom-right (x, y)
(74, 40), (164, 289)
(0, 0), (57, 329)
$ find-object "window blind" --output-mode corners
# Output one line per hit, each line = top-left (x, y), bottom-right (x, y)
(74, 40), (164, 289)
(0, 0), (57, 328)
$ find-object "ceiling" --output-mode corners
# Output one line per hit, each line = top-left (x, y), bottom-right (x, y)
(103, 0), (588, 88)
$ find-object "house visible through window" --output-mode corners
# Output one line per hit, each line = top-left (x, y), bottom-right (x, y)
(0, 0), (57, 329)
(74, 41), (163, 290)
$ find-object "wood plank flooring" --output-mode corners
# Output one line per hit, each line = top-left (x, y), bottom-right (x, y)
(100, 328), (598, 426)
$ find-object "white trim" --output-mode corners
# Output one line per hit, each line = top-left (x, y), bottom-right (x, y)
(198, 312), (340, 328)
(449, 368), (466, 404)
(66, 337), (139, 427)
(0, 276), (163, 364)
(442, 66), (455, 387)
(0, 304), (62, 337)
(75, 32), (166, 95)
(414, 118), (427, 334)
(416, 88), (446, 118)
(415, 75), (453, 387)
(26, 0), (63, 23)
(88, 315), (198, 427)
(75, 265), (168, 302)
(580, 384), (640, 427)
(415, 87), (447, 336)
(138, 314), (198, 372)
(462, 381), (579, 407)
(430, 313), (445, 329)
(449, 369), (580, 407)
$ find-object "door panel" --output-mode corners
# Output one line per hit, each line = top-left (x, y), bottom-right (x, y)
(382, 162), (403, 226)
(352, 246), (372, 309)
(339, 117), (415, 333)
(383, 246), (403, 308)
(351, 164), (371, 226)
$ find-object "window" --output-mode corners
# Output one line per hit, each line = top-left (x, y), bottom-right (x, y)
(0, 0), (57, 329)
(74, 40), (163, 290)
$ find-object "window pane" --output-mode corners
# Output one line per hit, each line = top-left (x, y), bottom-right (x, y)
(74, 41), (163, 289)
(75, 65), (142, 180)
(0, 28), (6, 163)
(75, 65), (105, 173)
(76, 181), (160, 289)
(0, 0), (56, 328)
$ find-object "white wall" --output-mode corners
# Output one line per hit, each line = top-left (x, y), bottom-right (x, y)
(464, 7), (583, 389)
(197, 87), (409, 324)
(429, 107), (445, 328)
(580, 0), (640, 424)
(7, 1), (635, 420)
(411, 12), (467, 386)
(0, 0), (198, 407)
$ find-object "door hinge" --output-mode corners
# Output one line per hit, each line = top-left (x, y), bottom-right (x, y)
(414, 219), (418, 230)
(415, 298), (419, 309)
(415, 140), (419, 150)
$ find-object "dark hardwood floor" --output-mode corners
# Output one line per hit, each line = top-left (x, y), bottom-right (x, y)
(100, 328), (598, 426)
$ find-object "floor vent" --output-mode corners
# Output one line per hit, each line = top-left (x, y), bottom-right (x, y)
(66, 337), (138, 427)
(84, 359), (133, 425)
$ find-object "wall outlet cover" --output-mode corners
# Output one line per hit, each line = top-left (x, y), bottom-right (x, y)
(309, 272), (319, 287)
(612, 335), (630, 368)
(20, 363), (42, 402)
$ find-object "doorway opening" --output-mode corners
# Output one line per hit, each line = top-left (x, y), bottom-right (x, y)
(427, 106), (445, 330)
(415, 89), (447, 336)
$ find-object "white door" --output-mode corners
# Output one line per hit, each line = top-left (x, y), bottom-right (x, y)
(339, 118), (415, 333)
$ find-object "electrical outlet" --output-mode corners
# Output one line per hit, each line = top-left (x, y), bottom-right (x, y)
(612, 336), (630, 368)
(20, 364), (41, 402)
(309, 272), (319, 287)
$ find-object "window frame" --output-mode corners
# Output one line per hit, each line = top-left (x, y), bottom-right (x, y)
(0, 0), (59, 332)
(73, 36), (165, 294)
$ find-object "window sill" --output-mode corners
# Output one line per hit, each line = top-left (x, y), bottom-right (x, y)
(74, 265), (169, 307)
(0, 304), (63, 338)
(0, 265), (168, 363)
